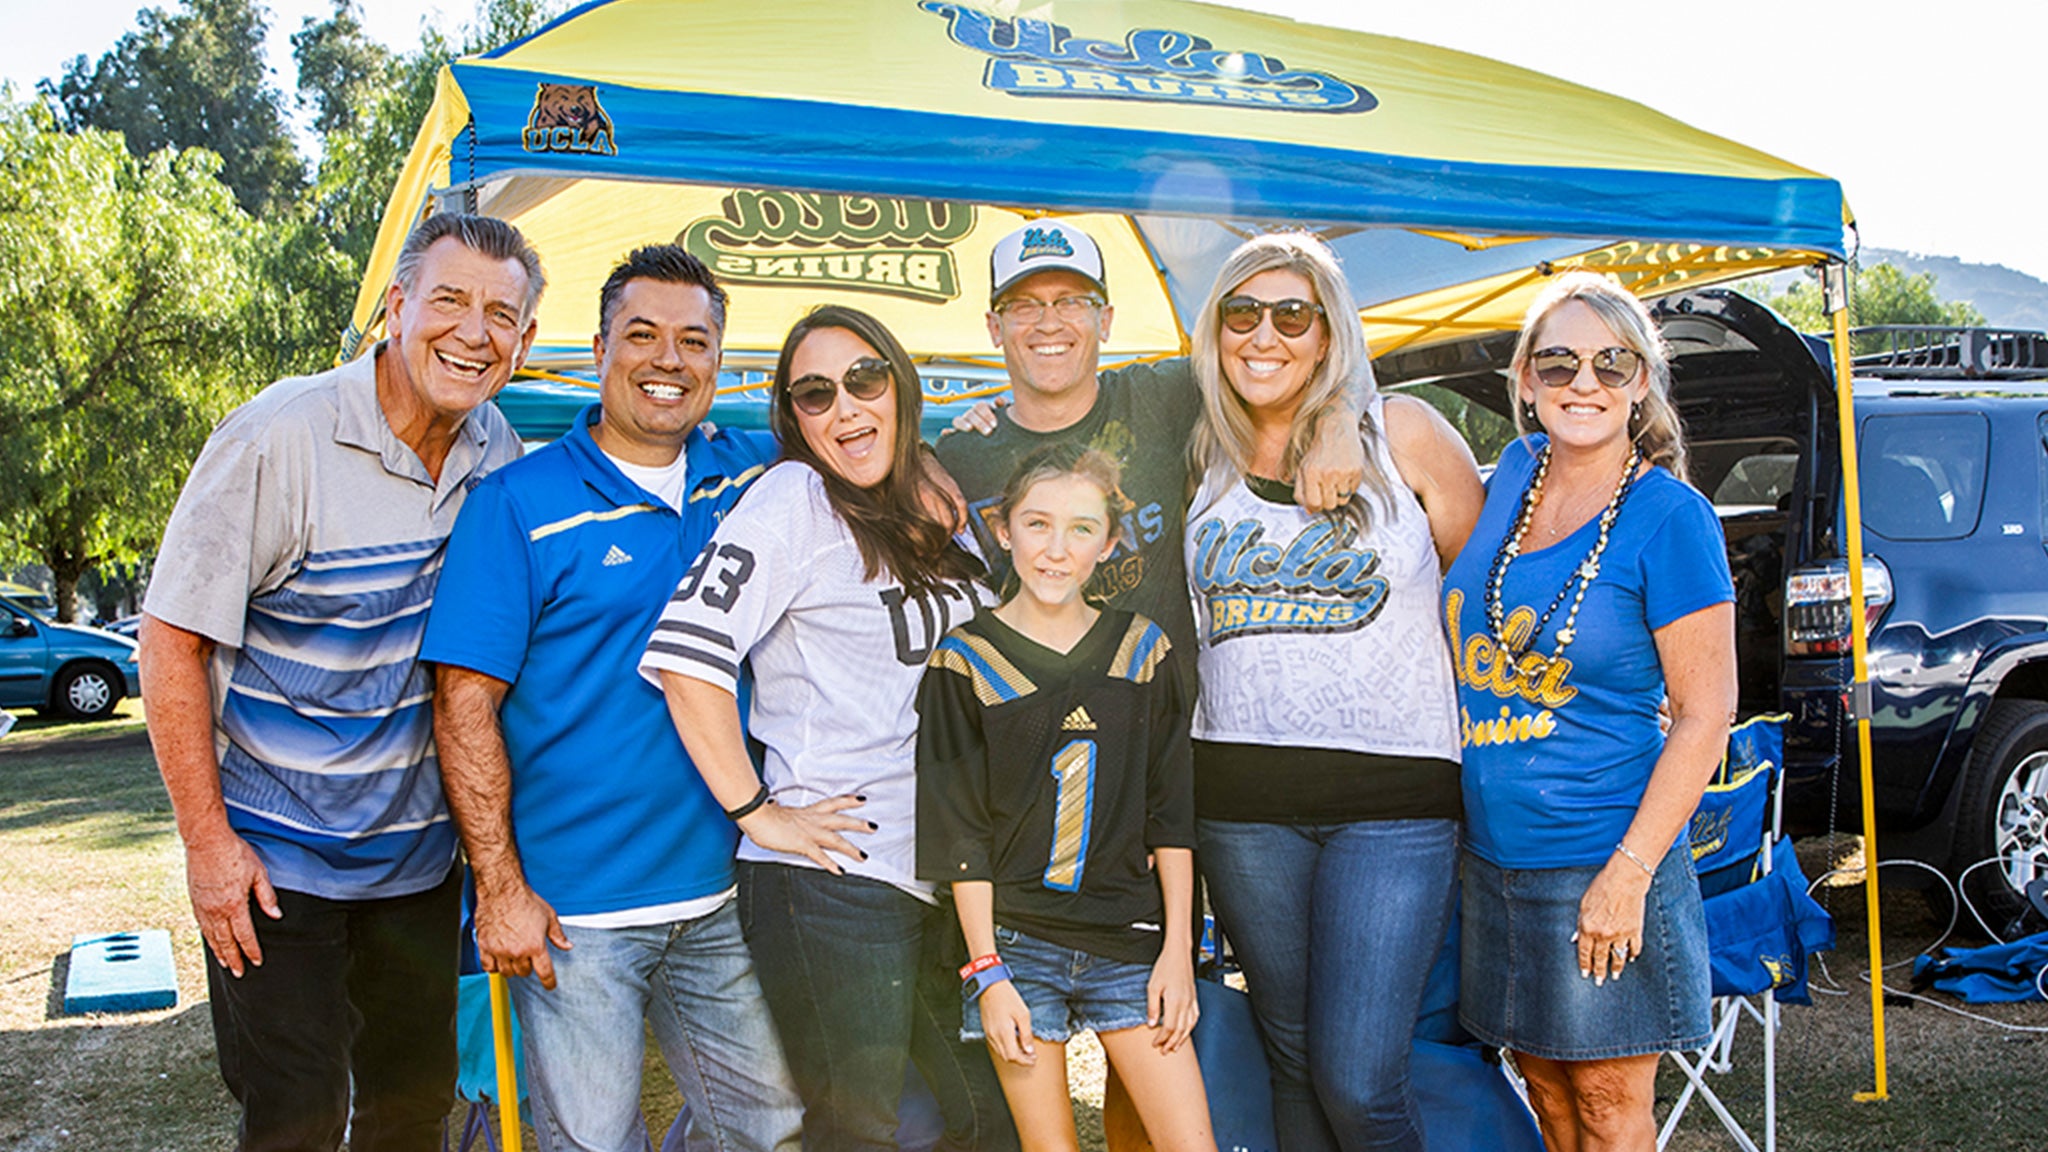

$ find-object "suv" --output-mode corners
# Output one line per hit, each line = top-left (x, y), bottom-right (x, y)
(1379, 298), (2048, 926)
(0, 593), (141, 721)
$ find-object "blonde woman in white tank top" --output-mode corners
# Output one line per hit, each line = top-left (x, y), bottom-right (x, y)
(1183, 234), (1484, 1152)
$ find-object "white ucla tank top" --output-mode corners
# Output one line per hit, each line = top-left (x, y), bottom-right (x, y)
(1184, 397), (1462, 762)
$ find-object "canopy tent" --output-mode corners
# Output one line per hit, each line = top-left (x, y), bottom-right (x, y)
(346, 0), (1889, 1100)
(344, 0), (1849, 370)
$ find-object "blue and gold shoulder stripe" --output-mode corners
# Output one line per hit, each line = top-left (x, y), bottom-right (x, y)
(930, 631), (1037, 705)
(1108, 615), (1170, 684)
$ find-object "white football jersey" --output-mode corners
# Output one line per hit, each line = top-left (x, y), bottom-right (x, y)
(640, 461), (988, 897)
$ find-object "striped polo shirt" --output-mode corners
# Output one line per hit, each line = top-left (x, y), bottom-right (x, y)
(145, 348), (520, 900)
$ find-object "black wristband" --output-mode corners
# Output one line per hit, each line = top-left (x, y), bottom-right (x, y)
(725, 784), (773, 822)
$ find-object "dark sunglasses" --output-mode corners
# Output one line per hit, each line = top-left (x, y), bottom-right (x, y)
(1219, 295), (1326, 338)
(787, 357), (893, 416)
(1530, 345), (1643, 389)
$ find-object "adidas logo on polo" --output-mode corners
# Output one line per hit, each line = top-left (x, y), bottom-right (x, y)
(602, 545), (633, 567)
(1061, 705), (1097, 731)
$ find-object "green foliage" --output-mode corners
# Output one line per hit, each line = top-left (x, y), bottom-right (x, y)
(290, 0), (394, 137)
(43, 0), (304, 218)
(0, 99), (258, 620)
(1734, 262), (1988, 355)
(1405, 383), (1516, 466)
(0, 0), (577, 614)
(308, 0), (567, 271)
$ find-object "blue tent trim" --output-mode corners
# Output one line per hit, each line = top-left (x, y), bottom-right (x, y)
(452, 65), (1846, 255)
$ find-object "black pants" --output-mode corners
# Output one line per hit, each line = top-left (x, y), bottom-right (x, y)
(205, 864), (460, 1152)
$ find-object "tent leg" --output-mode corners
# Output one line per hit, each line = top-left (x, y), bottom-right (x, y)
(1823, 258), (1889, 1102)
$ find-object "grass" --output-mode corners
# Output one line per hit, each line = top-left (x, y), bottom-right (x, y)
(4, 707), (2043, 1149)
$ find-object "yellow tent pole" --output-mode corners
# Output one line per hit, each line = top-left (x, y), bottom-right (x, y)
(489, 972), (524, 1150)
(1823, 260), (1889, 1102)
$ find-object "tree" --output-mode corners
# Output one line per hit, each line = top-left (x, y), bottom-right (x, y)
(44, 0), (303, 218)
(307, 0), (567, 270)
(1736, 262), (1987, 355)
(291, 0), (393, 137)
(0, 99), (259, 622)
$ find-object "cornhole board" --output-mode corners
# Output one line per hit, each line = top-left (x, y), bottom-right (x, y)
(65, 930), (177, 1014)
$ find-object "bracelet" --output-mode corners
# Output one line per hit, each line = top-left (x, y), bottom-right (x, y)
(725, 784), (773, 822)
(1614, 841), (1657, 878)
(959, 953), (1005, 981)
(961, 961), (1013, 1003)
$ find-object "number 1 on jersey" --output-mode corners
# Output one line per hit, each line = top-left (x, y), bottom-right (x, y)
(1043, 739), (1097, 892)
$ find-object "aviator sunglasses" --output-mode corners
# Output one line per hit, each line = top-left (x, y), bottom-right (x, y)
(787, 357), (894, 416)
(1219, 295), (1326, 338)
(1530, 345), (1643, 389)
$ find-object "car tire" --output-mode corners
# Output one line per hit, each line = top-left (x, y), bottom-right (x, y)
(1949, 698), (2048, 929)
(51, 662), (121, 722)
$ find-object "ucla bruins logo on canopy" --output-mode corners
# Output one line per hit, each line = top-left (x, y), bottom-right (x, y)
(678, 190), (974, 302)
(522, 83), (618, 156)
(920, 1), (1376, 115)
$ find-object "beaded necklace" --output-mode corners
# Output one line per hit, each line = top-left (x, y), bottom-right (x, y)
(1484, 442), (1641, 660)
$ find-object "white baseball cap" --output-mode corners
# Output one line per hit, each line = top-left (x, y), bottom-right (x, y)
(989, 222), (1107, 304)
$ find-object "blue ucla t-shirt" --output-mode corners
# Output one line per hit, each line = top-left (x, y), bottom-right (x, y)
(1442, 436), (1734, 869)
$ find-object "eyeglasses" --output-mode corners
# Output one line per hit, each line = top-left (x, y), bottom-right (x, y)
(993, 294), (1103, 326)
(1218, 295), (1325, 338)
(787, 357), (894, 416)
(1530, 346), (1643, 389)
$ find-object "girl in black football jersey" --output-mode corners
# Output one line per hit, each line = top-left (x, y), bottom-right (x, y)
(916, 444), (1216, 1152)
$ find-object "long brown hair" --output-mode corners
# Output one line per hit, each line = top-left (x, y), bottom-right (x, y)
(770, 306), (981, 595)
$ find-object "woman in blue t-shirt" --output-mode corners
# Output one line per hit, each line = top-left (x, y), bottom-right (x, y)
(1440, 272), (1736, 1151)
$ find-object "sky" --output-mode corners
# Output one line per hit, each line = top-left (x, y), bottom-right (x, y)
(3, 0), (2044, 282)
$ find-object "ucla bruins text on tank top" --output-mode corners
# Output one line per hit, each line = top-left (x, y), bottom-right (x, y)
(1185, 394), (1461, 767)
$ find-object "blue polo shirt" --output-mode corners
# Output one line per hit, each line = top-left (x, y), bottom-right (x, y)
(421, 406), (774, 916)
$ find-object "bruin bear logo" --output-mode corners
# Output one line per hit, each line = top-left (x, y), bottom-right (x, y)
(522, 84), (618, 156)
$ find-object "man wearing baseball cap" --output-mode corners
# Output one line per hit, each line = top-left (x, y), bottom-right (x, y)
(937, 220), (1366, 659)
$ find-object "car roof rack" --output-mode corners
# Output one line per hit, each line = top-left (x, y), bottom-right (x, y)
(1851, 326), (2048, 380)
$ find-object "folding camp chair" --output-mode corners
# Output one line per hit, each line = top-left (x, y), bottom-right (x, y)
(1658, 714), (1834, 1152)
(450, 972), (525, 1152)
(449, 876), (527, 1152)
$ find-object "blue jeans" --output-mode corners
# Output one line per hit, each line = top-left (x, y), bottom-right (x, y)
(508, 899), (804, 1152)
(1198, 818), (1460, 1152)
(738, 862), (1018, 1152)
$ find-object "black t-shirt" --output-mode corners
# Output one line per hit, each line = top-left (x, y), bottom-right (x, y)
(915, 609), (1195, 965)
(933, 360), (1200, 657)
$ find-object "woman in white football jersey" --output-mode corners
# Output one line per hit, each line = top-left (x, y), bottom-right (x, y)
(641, 306), (1014, 1151)
(1183, 233), (1485, 1152)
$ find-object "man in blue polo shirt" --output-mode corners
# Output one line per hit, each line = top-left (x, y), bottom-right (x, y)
(422, 246), (800, 1150)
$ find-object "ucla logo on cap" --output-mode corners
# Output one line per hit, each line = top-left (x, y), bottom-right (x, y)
(1019, 227), (1075, 261)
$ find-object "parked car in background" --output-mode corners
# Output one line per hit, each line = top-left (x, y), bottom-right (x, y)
(1380, 299), (2048, 928)
(0, 581), (58, 620)
(0, 593), (141, 721)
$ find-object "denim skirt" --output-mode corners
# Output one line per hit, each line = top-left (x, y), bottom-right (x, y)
(1458, 843), (1711, 1060)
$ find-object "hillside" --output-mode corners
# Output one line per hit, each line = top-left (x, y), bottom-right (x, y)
(1861, 247), (2048, 330)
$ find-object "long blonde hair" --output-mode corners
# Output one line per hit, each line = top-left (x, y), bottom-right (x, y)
(1508, 271), (1688, 481)
(1188, 232), (1394, 531)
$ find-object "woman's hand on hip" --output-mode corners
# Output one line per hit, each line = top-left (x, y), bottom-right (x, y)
(1574, 857), (1655, 986)
(737, 794), (872, 873)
